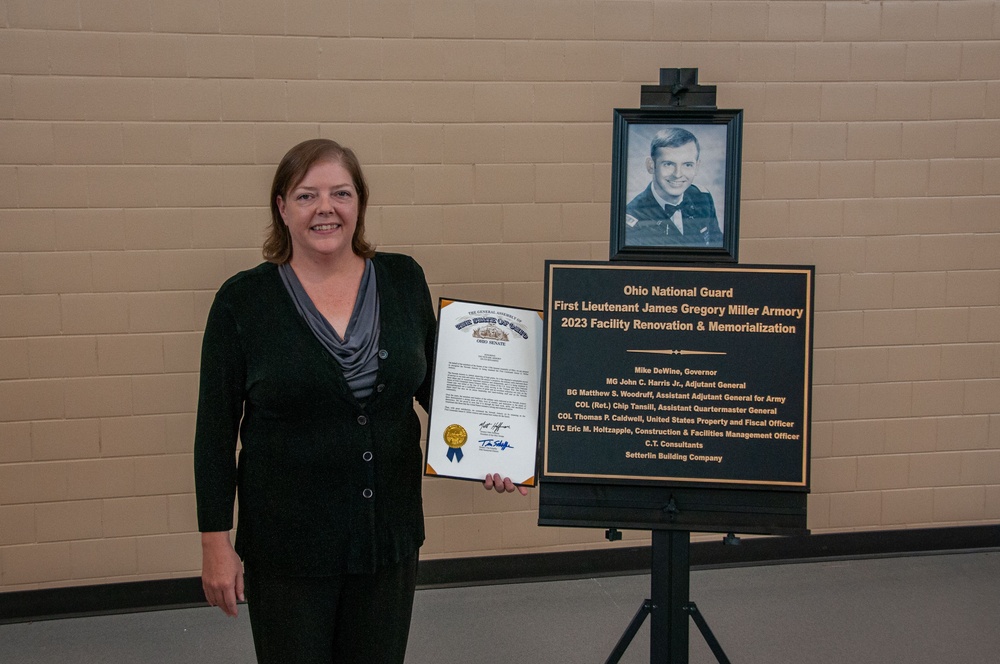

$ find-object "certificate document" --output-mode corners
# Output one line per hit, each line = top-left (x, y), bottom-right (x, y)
(425, 299), (544, 486)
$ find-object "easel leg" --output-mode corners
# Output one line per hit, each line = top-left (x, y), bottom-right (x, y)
(685, 602), (732, 664)
(604, 530), (731, 664)
(604, 600), (652, 664)
(650, 530), (690, 663)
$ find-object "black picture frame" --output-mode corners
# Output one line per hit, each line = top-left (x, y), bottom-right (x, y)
(609, 108), (743, 263)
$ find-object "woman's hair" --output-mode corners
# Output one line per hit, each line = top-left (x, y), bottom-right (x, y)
(263, 138), (375, 263)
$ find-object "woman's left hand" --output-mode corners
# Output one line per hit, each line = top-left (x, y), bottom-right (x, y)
(483, 473), (529, 496)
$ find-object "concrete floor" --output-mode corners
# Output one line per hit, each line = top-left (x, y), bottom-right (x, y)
(1, 551), (998, 663)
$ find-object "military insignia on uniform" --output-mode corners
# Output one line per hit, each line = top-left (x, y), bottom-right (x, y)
(625, 214), (639, 228)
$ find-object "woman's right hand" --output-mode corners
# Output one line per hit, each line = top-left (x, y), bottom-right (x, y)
(201, 531), (245, 617)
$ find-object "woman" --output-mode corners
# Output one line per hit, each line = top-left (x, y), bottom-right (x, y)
(195, 139), (524, 663)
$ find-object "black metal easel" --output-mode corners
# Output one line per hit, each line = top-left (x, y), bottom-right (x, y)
(604, 530), (731, 664)
(639, 67), (717, 109)
(605, 69), (731, 664)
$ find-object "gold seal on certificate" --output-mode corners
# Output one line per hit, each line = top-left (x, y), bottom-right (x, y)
(443, 423), (468, 462)
(424, 299), (543, 485)
(443, 424), (467, 447)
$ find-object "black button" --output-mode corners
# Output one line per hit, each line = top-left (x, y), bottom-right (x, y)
(357, 415), (368, 425)
(363, 451), (373, 461)
(376, 384), (385, 393)
(378, 349), (388, 360)
(362, 488), (373, 499)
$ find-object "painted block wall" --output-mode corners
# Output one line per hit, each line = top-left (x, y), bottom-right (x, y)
(1, 0), (998, 590)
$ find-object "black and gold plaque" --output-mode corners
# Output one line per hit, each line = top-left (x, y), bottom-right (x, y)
(542, 261), (813, 490)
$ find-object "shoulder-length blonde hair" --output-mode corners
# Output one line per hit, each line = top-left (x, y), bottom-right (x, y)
(263, 139), (375, 263)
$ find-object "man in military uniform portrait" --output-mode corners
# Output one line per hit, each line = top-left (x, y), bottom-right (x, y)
(625, 127), (723, 247)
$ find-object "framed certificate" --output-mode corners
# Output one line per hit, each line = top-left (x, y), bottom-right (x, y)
(424, 299), (544, 486)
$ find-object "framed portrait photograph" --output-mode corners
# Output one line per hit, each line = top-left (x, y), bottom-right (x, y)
(609, 108), (743, 263)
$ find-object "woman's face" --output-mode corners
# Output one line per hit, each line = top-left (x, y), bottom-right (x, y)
(277, 159), (359, 264)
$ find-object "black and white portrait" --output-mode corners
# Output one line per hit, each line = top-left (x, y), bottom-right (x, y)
(624, 124), (727, 248)
(610, 109), (742, 263)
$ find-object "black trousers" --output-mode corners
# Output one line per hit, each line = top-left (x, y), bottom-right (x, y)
(244, 555), (418, 664)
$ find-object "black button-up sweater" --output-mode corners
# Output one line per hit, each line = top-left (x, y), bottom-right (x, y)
(194, 253), (436, 575)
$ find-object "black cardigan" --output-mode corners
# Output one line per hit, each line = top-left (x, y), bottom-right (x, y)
(194, 253), (436, 575)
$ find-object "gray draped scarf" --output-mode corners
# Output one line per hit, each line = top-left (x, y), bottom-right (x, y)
(278, 260), (380, 402)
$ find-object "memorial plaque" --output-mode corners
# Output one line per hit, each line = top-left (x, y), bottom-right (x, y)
(543, 261), (813, 490)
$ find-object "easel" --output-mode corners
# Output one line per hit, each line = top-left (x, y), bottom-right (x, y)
(638, 68), (718, 109)
(606, 69), (731, 664)
(539, 69), (812, 663)
(604, 529), (733, 664)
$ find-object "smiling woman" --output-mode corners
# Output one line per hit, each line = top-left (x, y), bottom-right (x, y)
(264, 139), (374, 266)
(276, 159), (367, 337)
(277, 161), (360, 265)
(193, 139), (526, 664)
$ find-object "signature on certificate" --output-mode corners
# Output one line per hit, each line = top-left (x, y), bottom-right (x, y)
(479, 420), (511, 435)
(479, 438), (514, 452)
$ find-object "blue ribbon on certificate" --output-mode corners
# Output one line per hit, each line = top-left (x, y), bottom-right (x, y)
(447, 447), (463, 463)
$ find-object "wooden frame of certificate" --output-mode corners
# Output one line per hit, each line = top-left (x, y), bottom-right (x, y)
(424, 299), (543, 486)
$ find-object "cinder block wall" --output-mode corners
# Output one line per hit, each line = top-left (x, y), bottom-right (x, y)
(1, 0), (998, 591)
